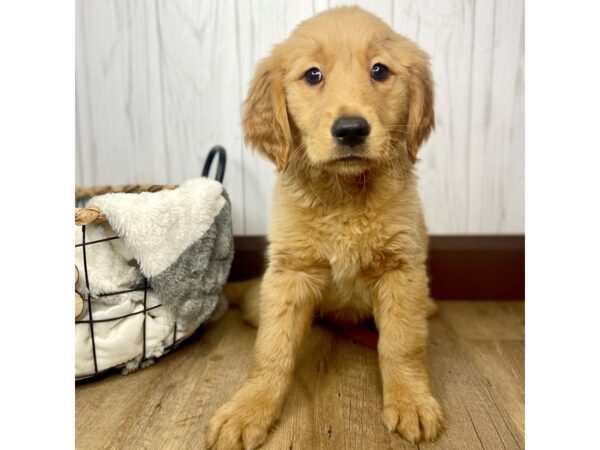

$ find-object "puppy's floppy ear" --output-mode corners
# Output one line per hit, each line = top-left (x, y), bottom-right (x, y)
(405, 48), (435, 163)
(242, 50), (292, 172)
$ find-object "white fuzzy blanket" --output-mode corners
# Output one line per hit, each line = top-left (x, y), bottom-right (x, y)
(75, 178), (233, 378)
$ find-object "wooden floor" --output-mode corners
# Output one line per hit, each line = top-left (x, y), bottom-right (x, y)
(76, 301), (524, 450)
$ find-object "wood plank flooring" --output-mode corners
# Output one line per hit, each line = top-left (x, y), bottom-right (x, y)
(76, 301), (524, 449)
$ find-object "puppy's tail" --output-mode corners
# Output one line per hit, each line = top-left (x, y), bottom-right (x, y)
(223, 277), (262, 327)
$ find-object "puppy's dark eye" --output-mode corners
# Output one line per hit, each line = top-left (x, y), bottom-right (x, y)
(371, 63), (389, 82)
(304, 67), (323, 85)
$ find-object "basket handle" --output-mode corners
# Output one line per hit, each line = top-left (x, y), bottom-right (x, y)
(76, 146), (227, 226)
(202, 146), (226, 183)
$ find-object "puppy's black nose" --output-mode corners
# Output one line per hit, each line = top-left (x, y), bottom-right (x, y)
(331, 116), (370, 147)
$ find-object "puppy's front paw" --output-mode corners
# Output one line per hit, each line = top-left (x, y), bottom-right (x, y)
(206, 394), (275, 450)
(382, 392), (445, 443)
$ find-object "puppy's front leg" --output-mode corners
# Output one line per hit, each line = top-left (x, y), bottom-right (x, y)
(206, 265), (327, 450)
(370, 267), (445, 443)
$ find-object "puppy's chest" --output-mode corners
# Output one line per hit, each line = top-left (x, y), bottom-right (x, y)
(315, 209), (390, 280)
(308, 210), (390, 317)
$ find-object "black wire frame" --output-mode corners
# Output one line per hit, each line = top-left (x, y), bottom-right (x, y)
(75, 146), (226, 383)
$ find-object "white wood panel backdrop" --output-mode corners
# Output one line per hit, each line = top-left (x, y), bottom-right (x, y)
(76, 0), (524, 235)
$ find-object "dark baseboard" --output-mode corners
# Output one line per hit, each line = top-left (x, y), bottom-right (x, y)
(426, 235), (524, 300)
(229, 235), (525, 300)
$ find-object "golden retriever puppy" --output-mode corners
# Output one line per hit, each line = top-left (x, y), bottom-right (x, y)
(207, 6), (444, 449)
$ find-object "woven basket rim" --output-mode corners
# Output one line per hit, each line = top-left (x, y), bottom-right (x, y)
(75, 184), (178, 226)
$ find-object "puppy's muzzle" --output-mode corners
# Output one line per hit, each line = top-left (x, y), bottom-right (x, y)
(331, 116), (370, 148)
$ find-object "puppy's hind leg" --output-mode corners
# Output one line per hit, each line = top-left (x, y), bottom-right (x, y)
(223, 277), (262, 327)
(425, 296), (439, 318)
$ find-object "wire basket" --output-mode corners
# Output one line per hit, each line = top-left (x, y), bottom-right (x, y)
(75, 146), (227, 383)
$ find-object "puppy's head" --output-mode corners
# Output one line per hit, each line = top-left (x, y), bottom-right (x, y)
(243, 6), (434, 175)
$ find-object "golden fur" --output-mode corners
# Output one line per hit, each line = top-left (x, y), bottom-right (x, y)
(207, 7), (444, 449)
